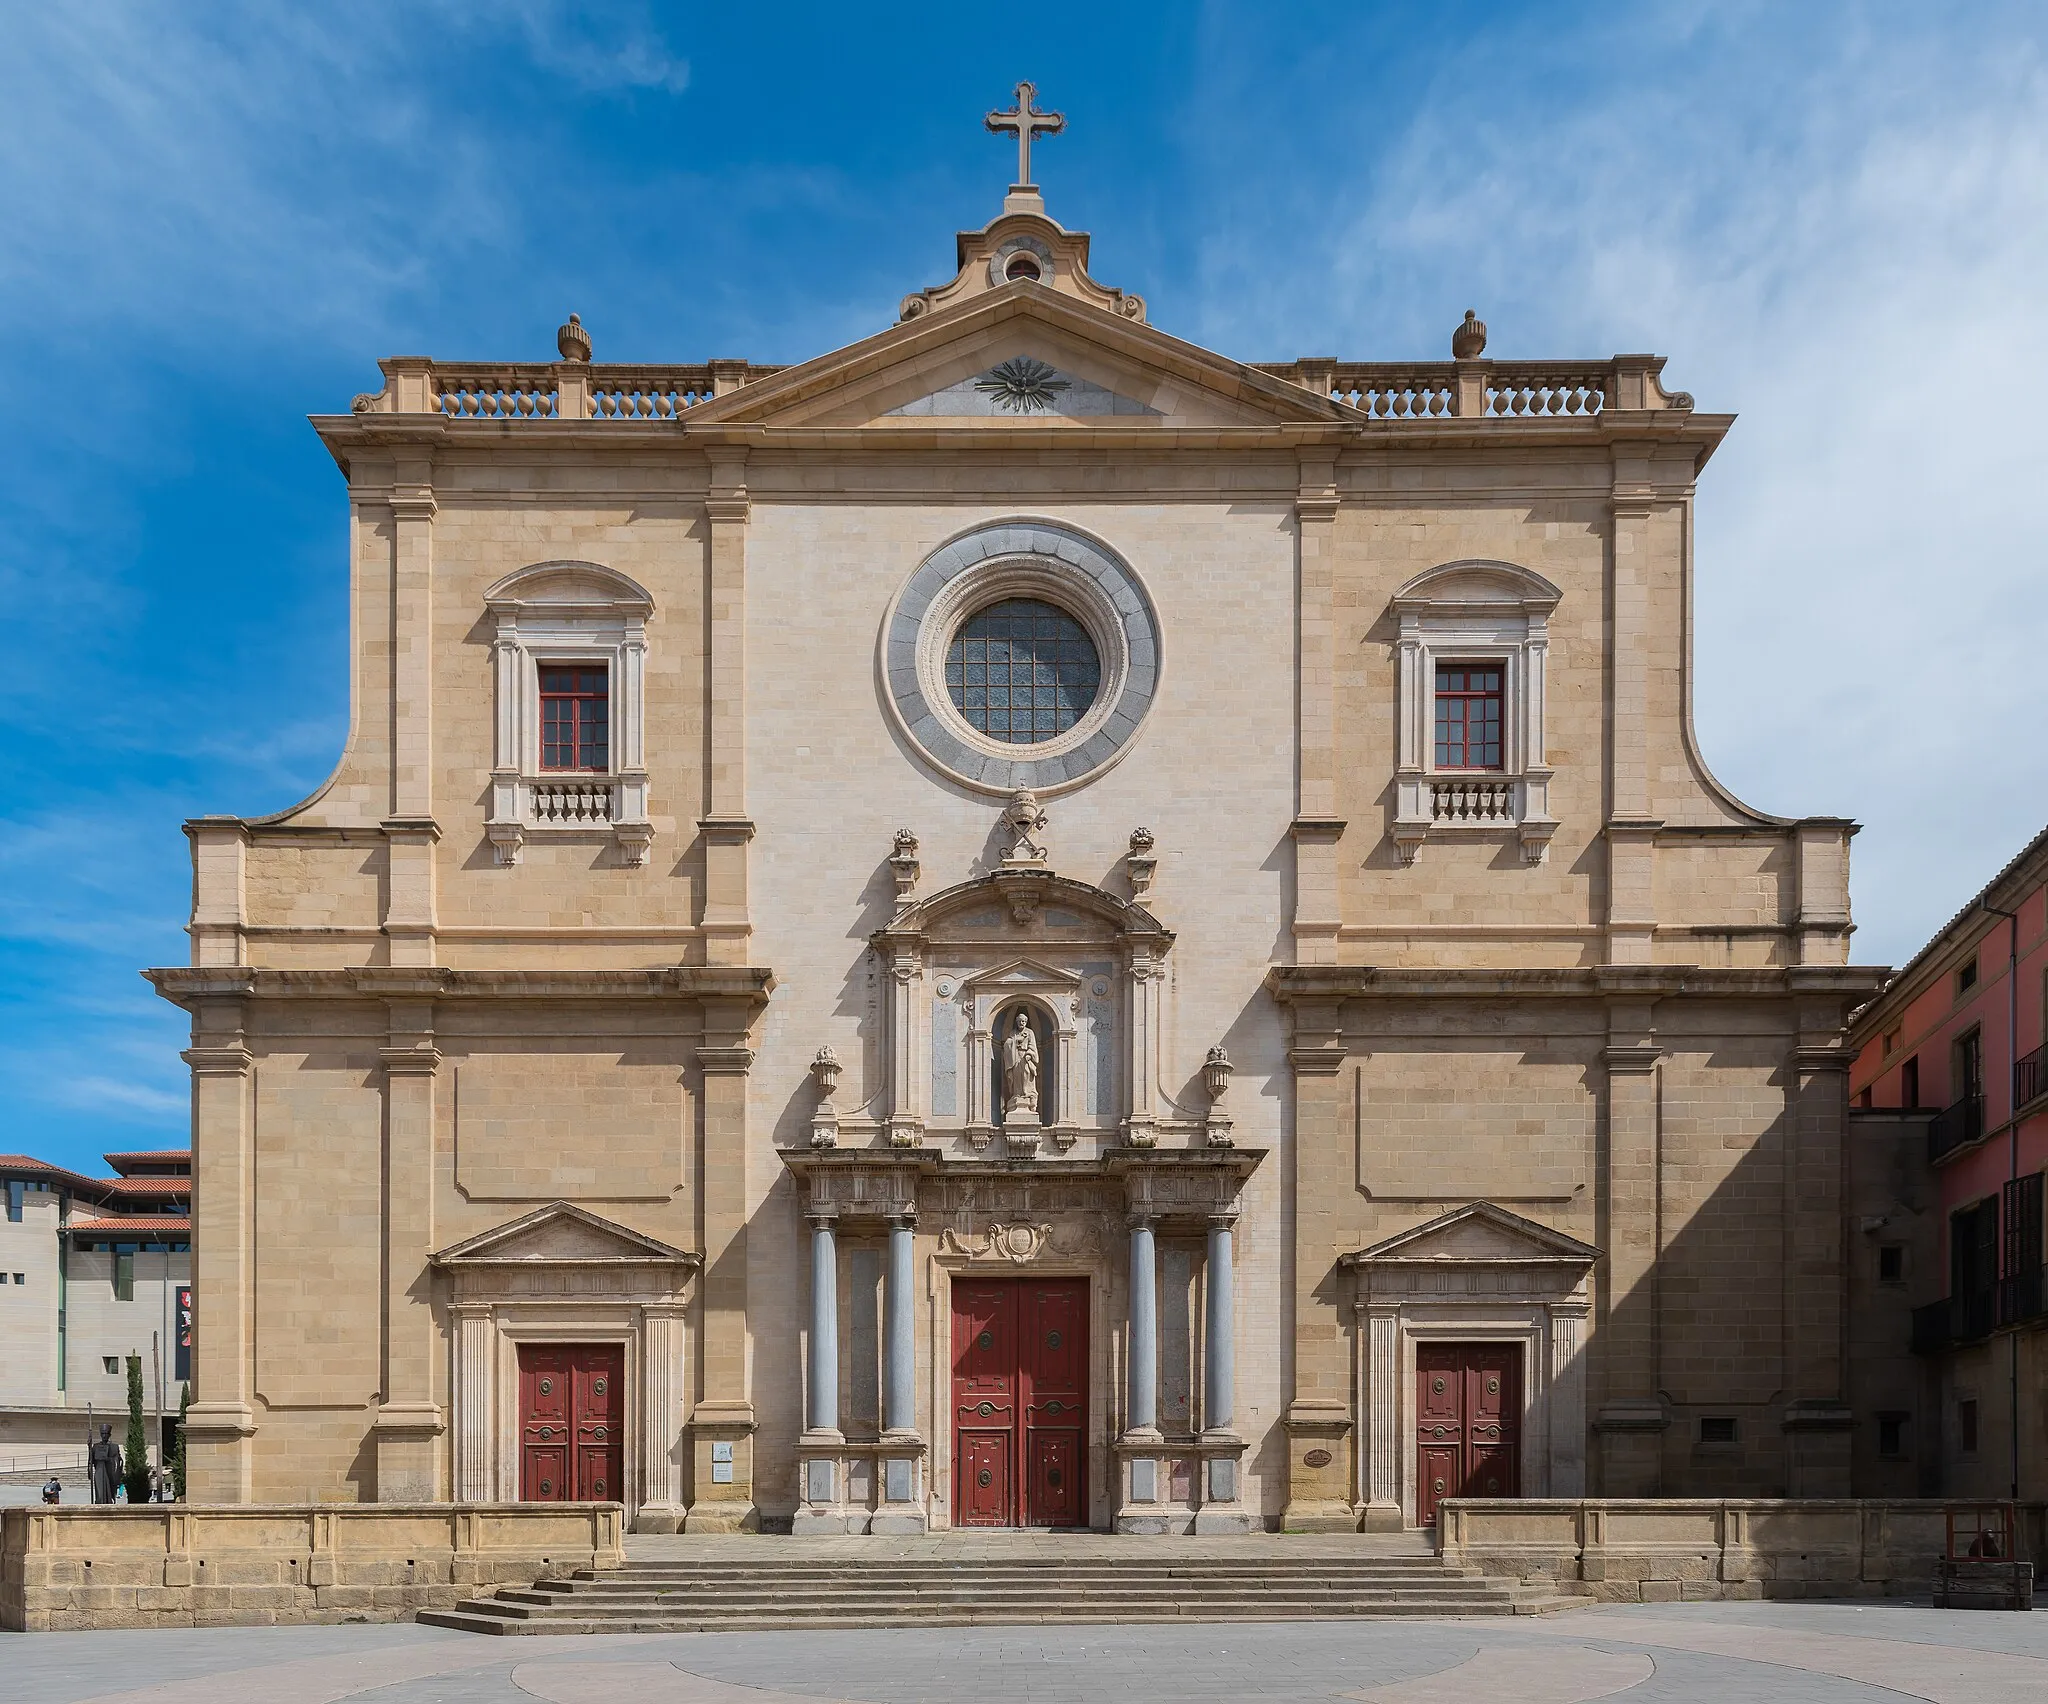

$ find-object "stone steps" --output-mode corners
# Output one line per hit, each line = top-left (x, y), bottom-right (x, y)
(420, 1551), (1588, 1634)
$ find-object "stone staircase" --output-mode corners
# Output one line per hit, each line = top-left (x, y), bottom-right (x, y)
(419, 1533), (1589, 1634)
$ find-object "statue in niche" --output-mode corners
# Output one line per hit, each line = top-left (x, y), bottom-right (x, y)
(1001, 1009), (1042, 1122)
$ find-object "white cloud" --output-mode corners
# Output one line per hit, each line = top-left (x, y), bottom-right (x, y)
(1199, 5), (2048, 967)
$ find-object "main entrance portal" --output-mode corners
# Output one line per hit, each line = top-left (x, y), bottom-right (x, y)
(518, 1343), (623, 1503)
(951, 1277), (1088, 1527)
(1415, 1342), (1521, 1525)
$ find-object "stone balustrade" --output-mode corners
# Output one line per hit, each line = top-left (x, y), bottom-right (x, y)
(351, 358), (785, 420)
(1438, 1497), (2048, 1602)
(1431, 779), (1516, 825)
(1, 1502), (624, 1631)
(1261, 354), (1691, 420)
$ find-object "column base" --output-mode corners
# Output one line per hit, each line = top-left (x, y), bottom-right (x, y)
(1114, 1433), (1184, 1534)
(871, 1437), (929, 1533)
(183, 1402), (257, 1504)
(633, 1502), (687, 1534)
(372, 1402), (445, 1503)
(1282, 1402), (1355, 1531)
(1191, 1432), (1252, 1534)
(1594, 1399), (1668, 1498)
(687, 1406), (758, 1532)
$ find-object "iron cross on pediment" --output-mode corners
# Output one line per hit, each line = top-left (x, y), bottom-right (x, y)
(986, 81), (1065, 187)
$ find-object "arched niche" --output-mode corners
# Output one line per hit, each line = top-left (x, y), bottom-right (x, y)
(865, 869), (1184, 1155)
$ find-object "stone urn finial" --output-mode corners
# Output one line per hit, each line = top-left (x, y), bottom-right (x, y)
(889, 828), (921, 904)
(808, 1046), (842, 1148)
(1452, 309), (1487, 360)
(557, 312), (592, 363)
(1202, 1045), (1236, 1149)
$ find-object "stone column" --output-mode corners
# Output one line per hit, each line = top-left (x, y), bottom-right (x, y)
(450, 1302), (493, 1503)
(1194, 1210), (1251, 1533)
(883, 1214), (916, 1435)
(637, 1301), (687, 1531)
(1203, 1213), (1236, 1433)
(1127, 1214), (1159, 1435)
(1549, 1299), (1589, 1497)
(874, 1210), (928, 1533)
(806, 1211), (841, 1437)
(1360, 1304), (1402, 1529)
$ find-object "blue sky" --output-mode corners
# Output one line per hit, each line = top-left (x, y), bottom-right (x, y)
(4, 2), (2046, 1173)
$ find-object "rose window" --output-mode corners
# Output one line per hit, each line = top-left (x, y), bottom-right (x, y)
(946, 599), (1100, 743)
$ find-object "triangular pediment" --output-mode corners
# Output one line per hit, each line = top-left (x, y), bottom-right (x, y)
(683, 287), (1351, 432)
(958, 957), (1086, 991)
(431, 1202), (696, 1267)
(1346, 1201), (1599, 1266)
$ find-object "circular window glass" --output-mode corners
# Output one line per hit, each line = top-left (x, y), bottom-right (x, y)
(946, 599), (1100, 744)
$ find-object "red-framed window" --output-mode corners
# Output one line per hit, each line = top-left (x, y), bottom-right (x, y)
(539, 663), (609, 772)
(1433, 662), (1504, 770)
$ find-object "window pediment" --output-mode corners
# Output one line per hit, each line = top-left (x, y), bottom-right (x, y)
(484, 559), (653, 616)
(1391, 559), (1561, 620)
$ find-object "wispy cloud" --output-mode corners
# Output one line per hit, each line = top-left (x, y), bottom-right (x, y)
(1196, 4), (2048, 965)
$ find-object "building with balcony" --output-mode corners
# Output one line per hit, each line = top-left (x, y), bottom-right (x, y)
(0, 1150), (192, 1484)
(1848, 824), (2048, 1499)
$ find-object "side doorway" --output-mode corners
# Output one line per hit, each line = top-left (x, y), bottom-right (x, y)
(1415, 1341), (1521, 1527)
(518, 1343), (624, 1503)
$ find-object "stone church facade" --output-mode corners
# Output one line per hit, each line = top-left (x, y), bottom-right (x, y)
(149, 152), (1884, 1533)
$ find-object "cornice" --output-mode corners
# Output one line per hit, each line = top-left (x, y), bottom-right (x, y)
(146, 965), (774, 1007)
(1265, 964), (1888, 1003)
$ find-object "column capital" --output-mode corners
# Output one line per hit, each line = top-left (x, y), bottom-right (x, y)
(805, 1206), (841, 1230)
(1126, 1211), (1158, 1232)
(182, 1045), (252, 1076)
(1207, 1211), (1240, 1232)
(885, 1208), (918, 1229)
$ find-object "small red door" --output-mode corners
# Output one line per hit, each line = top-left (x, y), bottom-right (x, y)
(952, 1277), (1088, 1527)
(519, 1344), (623, 1503)
(1415, 1342), (1520, 1526)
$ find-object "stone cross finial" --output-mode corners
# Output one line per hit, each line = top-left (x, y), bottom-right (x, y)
(986, 82), (1065, 187)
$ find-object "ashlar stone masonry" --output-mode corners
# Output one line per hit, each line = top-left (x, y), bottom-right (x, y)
(150, 97), (1883, 1537)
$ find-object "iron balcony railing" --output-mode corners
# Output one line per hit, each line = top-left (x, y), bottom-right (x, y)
(1928, 1092), (1986, 1162)
(1911, 1268), (2047, 1355)
(2015, 1044), (2047, 1114)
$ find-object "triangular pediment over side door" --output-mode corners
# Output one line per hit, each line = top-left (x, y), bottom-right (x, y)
(681, 285), (1356, 431)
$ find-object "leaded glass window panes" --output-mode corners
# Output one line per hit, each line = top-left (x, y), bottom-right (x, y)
(945, 599), (1101, 744)
(1433, 662), (1504, 770)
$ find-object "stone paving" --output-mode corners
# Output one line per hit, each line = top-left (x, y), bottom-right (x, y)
(8, 1602), (2048, 1704)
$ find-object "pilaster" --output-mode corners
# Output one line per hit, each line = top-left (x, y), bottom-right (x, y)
(186, 818), (249, 969)
(1595, 997), (1665, 1494)
(702, 455), (752, 967)
(182, 1000), (257, 1503)
(1784, 1012), (1855, 1495)
(450, 1302), (493, 1503)
(374, 994), (444, 1502)
(688, 1000), (759, 1531)
(1293, 458), (1341, 964)
(637, 1302), (688, 1531)
(1284, 1002), (1354, 1529)
(1607, 448), (1656, 965)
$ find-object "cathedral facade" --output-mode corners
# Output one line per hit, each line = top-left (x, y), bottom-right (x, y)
(151, 146), (1883, 1533)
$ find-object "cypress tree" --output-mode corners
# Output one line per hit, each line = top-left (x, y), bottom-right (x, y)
(171, 1382), (191, 1501)
(122, 1354), (152, 1503)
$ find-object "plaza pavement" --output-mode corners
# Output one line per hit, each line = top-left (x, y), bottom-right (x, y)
(6, 1600), (2048, 1704)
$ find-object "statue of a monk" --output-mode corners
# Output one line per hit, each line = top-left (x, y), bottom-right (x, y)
(1001, 1011), (1041, 1120)
(88, 1423), (121, 1505)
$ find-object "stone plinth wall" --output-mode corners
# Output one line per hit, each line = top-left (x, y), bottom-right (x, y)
(1, 1502), (624, 1631)
(1439, 1498), (2048, 1601)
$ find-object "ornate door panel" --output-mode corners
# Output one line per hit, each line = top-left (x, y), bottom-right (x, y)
(951, 1277), (1088, 1527)
(1021, 1279), (1087, 1527)
(952, 1281), (1020, 1527)
(1414, 1341), (1522, 1526)
(519, 1343), (623, 1503)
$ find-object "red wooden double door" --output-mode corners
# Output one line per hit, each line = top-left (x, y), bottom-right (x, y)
(1416, 1342), (1521, 1526)
(518, 1344), (623, 1503)
(952, 1277), (1087, 1527)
